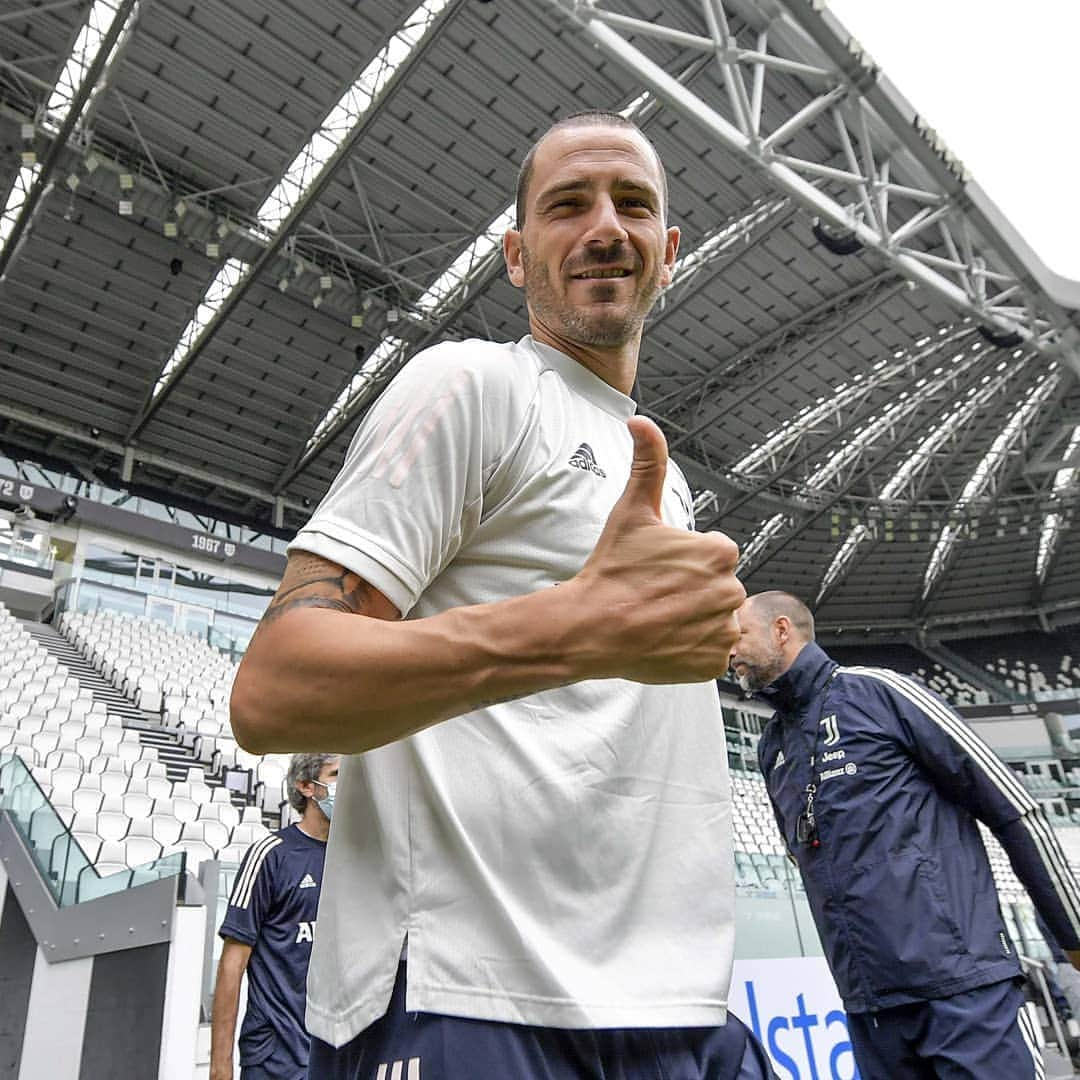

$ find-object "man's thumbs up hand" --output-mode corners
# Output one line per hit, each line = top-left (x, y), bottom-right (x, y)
(615, 415), (669, 525)
(569, 418), (745, 685)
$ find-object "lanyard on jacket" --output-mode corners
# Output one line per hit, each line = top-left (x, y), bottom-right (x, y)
(794, 666), (839, 850)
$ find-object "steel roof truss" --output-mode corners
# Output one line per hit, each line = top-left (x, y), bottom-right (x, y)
(0, 0), (139, 280)
(125, 0), (460, 443)
(542, 0), (1077, 370)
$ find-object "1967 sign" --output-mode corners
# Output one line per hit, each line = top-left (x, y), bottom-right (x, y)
(191, 533), (237, 558)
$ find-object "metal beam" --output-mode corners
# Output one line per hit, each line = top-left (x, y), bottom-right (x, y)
(731, 356), (1039, 579)
(0, 2), (82, 23)
(660, 274), (906, 462)
(649, 270), (900, 428)
(124, 0), (461, 444)
(701, 328), (987, 527)
(0, 401), (309, 518)
(541, 0), (1079, 372)
(776, 0), (1080, 320)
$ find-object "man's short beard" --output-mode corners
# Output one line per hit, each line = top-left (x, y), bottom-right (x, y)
(553, 296), (643, 347)
(521, 244), (660, 347)
(737, 648), (786, 691)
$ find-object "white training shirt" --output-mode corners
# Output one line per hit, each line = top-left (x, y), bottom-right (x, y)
(290, 336), (734, 1046)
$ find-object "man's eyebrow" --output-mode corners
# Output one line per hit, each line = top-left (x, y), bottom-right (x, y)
(537, 179), (591, 204)
(537, 177), (660, 203)
(613, 179), (659, 201)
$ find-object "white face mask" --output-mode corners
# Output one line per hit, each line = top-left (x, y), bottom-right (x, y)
(312, 779), (336, 821)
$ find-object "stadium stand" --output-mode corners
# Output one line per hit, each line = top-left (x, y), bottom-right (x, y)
(945, 631), (1080, 703)
(827, 641), (992, 705)
(2, 0), (1079, 1072)
(1, 602), (279, 881)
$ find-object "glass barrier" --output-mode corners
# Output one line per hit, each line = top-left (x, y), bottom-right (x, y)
(0, 752), (186, 906)
(734, 853), (824, 959)
(200, 859), (242, 1012)
(0, 515), (55, 571)
(730, 850), (1054, 965)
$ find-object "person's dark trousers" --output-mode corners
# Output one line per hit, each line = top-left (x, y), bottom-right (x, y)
(240, 1062), (305, 1080)
(308, 963), (779, 1080)
(845, 978), (1043, 1079)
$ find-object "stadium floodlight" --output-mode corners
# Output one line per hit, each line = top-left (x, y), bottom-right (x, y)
(811, 217), (864, 256)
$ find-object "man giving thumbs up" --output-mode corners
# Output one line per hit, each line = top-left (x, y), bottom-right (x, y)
(232, 112), (773, 1080)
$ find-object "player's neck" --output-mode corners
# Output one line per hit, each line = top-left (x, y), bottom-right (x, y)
(528, 323), (640, 396)
(296, 807), (330, 842)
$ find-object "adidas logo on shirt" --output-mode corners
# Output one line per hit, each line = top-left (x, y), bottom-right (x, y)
(299, 873), (318, 889)
(568, 443), (606, 477)
(774, 750), (786, 769)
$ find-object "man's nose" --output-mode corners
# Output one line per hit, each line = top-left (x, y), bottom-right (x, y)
(583, 196), (627, 245)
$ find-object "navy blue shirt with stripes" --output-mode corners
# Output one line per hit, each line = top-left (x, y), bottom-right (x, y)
(220, 824), (327, 1075)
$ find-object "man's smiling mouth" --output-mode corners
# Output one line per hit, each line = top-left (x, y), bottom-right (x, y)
(573, 268), (632, 279)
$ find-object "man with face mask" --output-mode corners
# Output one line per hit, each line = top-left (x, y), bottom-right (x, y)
(211, 753), (340, 1080)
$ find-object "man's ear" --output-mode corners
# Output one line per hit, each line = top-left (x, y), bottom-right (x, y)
(503, 229), (525, 288)
(658, 224), (680, 288)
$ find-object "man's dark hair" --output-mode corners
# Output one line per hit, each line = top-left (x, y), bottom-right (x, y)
(514, 111), (668, 229)
(287, 752), (338, 813)
(749, 590), (816, 642)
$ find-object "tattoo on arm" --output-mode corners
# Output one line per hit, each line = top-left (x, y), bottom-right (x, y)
(256, 555), (380, 636)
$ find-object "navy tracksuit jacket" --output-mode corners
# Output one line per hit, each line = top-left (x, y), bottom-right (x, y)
(756, 642), (1080, 1014)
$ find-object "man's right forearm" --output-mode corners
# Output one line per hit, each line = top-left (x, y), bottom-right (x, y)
(209, 955), (244, 1079)
(231, 581), (598, 755)
(232, 417), (744, 756)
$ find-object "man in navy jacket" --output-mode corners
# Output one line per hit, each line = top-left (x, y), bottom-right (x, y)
(732, 590), (1080, 1079)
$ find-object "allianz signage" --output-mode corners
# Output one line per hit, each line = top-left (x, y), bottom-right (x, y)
(730, 958), (860, 1080)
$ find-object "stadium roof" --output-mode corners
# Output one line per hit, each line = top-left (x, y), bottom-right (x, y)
(1, 0), (1078, 640)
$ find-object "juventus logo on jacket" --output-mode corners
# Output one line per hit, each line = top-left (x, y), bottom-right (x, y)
(820, 714), (840, 746)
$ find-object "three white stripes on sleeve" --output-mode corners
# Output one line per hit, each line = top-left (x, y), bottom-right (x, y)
(375, 1059), (421, 1080)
